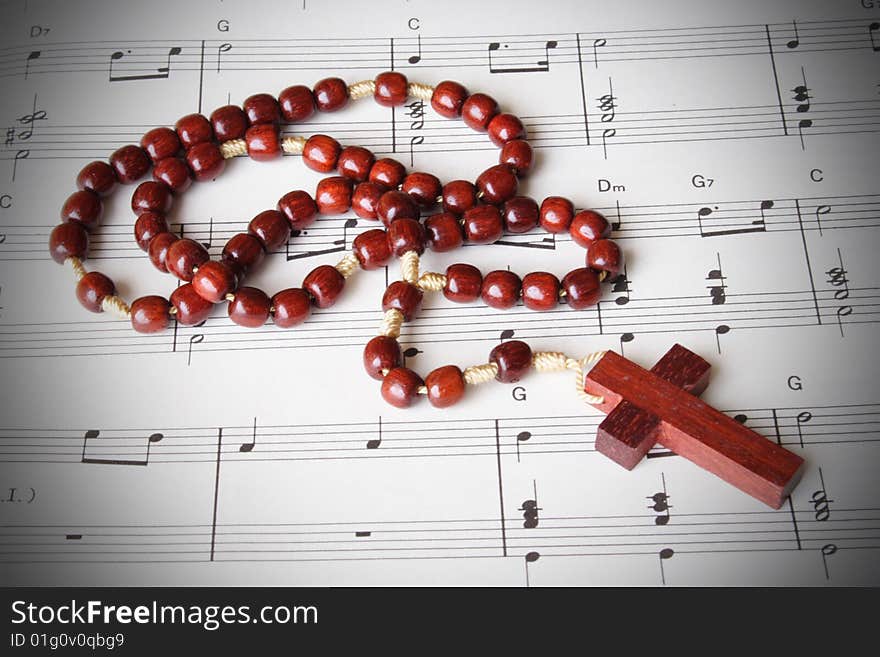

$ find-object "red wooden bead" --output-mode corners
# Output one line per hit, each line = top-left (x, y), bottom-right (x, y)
(352, 181), (385, 220)
(521, 271), (560, 311)
(210, 105), (249, 142)
(222, 233), (265, 277)
(369, 158), (406, 188)
(502, 196), (539, 234)
(463, 205), (504, 244)
(424, 212), (463, 252)
(61, 190), (103, 230)
(441, 180), (478, 215)
(382, 281), (423, 321)
(487, 113), (526, 147)
(192, 260), (237, 303)
(165, 237), (209, 281)
(425, 365), (466, 408)
(153, 157), (192, 194)
(272, 288), (312, 327)
(313, 77), (349, 112)
(586, 239), (624, 277)
(245, 123), (282, 161)
(278, 190), (318, 229)
(49, 222), (89, 264)
(75, 271), (115, 313)
(140, 127), (180, 163)
(248, 209), (291, 251)
(381, 367), (423, 408)
(315, 176), (353, 215)
(481, 270), (521, 310)
(388, 217), (425, 256)
(374, 71), (408, 107)
(489, 340), (533, 383)
(476, 164), (518, 205)
(462, 93), (499, 131)
(130, 296), (171, 334)
(431, 80), (469, 118)
(562, 267), (601, 309)
(377, 190), (419, 227)
(228, 286), (271, 328)
(110, 145), (150, 184)
(539, 196), (574, 233)
(147, 232), (178, 273)
(570, 210), (611, 248)
(337, 146), (375, 181)
(363, 335), (402, 380)
(170, 283), (213, 326)
(278, 85), (316, 122)
(402, 172), (441, 208)
(303, 264), (345, 308)
(500, 139), (533, 176)
(443, 263), (482, 303)
(76, 161), (117, 197)
(302, 134), (341, 173)
(353, 228), (392, 270)
(175, 113), (213, 149)
(243, 93), (281, 125)
(134, 211), (168, 251)
(186, 142), (225, 182)
(131, 180), (172, 215)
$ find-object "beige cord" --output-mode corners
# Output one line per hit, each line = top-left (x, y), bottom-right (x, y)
(418, 271), (446, 292)
(400, 251), (420, 286)
(348, 80), (376, 99)
(220, 139), (247, 158)
(463, 363), (498, 385)
(532, 350), (607, 405)
(65, 255), (87, 282)
(281, 136), (305, 154)
(335, 252), (359, 279)
(407, 82), (434, 101)
(379, 308), (404, 338)
(65, 256), (131, 318)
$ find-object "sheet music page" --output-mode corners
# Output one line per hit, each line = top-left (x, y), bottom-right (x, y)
(0, 0), (877, 586)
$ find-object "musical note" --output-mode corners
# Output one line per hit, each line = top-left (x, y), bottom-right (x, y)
(514, 431), (531, 462)
(408, 33), (422, 64)
(286, 218), (357, 261)
(109, 46), (182, 82)
(811, 468), (833, 522)
(81, 429), (163, 466)
(597, 77), (617, 160)
(12, 150), (29, 182)
(187, 333), (204, 366)
(592, 38), (606, 68)
(65, 534), (82, 541)
(733, 414), (748, 425)
(820, 544), (837, 580)
(826, 248), (851, 337)
(795, 411), (812, 448)
(355, 531), (372, 538)
(487, 39), (557, 74)
(706, 254), (727, 306)
(613, 265), (631, 305)
(696, 202), (767, 238)
(786, 20), (800, 49)
(0, 234), (6, 245)
(714, 324), (730, 354)
(524, 551), (540, 587)
(402, 346), (422, 366)
(869, 22), (879, 52)
(619, 332), (634, 356)
(520, 500), (539, 528)
(648, 474), (672, 526)
(658, 547), (674, 585)
(24, 50), (40, 79)
(814, 204), (830, 237)
(366, 417), (382, 449)
(239, 417), (258, 453)
(495, 233), (556, 250)
(216, 43), (232, 73)
(611, 199), (623, 232)
(792, 67), (813, 149)
(500, 329), (515, 341)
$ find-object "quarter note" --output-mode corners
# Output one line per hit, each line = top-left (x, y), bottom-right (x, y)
(366, 416), (382, 449)
(658, 547), (674, 585)
(24, 51), (40, 79)
(524, 551), (540, 586)
(408, 33), (422, 64)
(515, 430), (531, 462)
(216, 43), (232, 73)
(714, 324), (730, 354)
(618, 332), (634, 357)
(500, 329), (515, 341)
(786, 20), (800, 49)
(612, 265), (631, 305)
(239, 417), (258, 452)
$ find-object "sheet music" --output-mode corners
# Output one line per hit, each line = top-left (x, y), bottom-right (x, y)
(0, 0), (878, 586)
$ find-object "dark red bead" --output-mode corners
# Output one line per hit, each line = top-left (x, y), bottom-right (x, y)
(153, 157), (192, 194)
(278, 190), (318, 229)
(476, 165), (518, 205)
(131, 180), (172, 215)
(374, 71), (408, 107)
(313, 77), (349, 112)
(363, 335), (402, 380)
(570, 210), (611, 248)
(353, 228), (392, 270)
(61, 190), (103, 230)
(147, 232), (178, 273)
(75, 271), (115, 313)
(481, 270), (521, 310)
(76, 161), (117, 197)
(424, 212), (463, 252)
(539, 196), (574, 233)
(248, 209), (290, 251)
(388, 217), (425, 256)
(337, 146), (375, 181)
(442, 180), (478, 215)
(377, 190), (419, 227)
(170, 283), (213, 326)
(382, 281), (423, 321)
(425, 365), (465, 408)
(521, 272), (560, 311)
(487, 113), (526, 147)
(443, 263), (482, 303)
(110, 145), (150, 184)
(210, 105), (249, 142)
(500, 139), (533, 176)
(134, 211), (168, 251)
(315, 176), (353, 215)
(278, 85), (316, 122)
(272, 288), (312, 327)
(562, 267), (601, 309)
(175, 113), (213, 149)
(369, 158), (406, 188)
(186, 142), (225, 182)
(130, 296), (170, 334)
(352, 182), (385, 220)
(140, 127), (180, 163)
(192, 260), (237, 303)
(502, 196), (539, 234)
(222, 233), (265, 277)
(489, 340), (532, 383)
(228, 286), (271, 328)
(463, 205), (503, 244)
(245, 123), (282, 161)
(586, 239), (624, 277)
(381, 367), (423, 408)
(461, 93), (499, 131)
(402, 172), (441, 208)
(165, 238), (209, 281)
(243, 93), (281, 125)
(303, 264), (345, 308)
(49, 222), (89, 264)
(431, 80), (469, 118)
(302, 134), (341, 173)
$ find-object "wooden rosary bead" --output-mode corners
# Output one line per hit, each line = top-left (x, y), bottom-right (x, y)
(130, 295), (171, 334)
(539, 196), (574, 233)
(140, 127), (181, 162)
(110, 144), (150, 184)
(152, 157), (192, 194)
(228, 286), (271, 328)
(75, 271), (115, 313)
(443, 263), (482, 303)
(363, 335), (402, 380)
(278, 190), (318, 229)
(186, 142), (225, 182)
(302, 134), (341, 173)
(424, 212), (464, 252)
(245, 124), (282, 161)
(500, 139), (533, 176)
(570, 210), (611, 248)
(278, 85), (316, 122)
(461, 92), (499, 132)
(562, 267), (601, 309)
(374, 71), (408, 107)
(502, 196), (539, 234)
(147, 232), (178, 273)
(61, 190), (103, 230)
(487, 113), (526, 147)
(248, 209), (290, 251)
(315, 176), (353, 215)
(489, 340), (533, 383)
(476, 164), (518, 205)
(353, 228), (393, 270)
(271, 288), (312, 327)
(170, 283), (213, 326)
(222, 233), (265, 277)
(210, 105), (249, 142)
(313, 77), (349, 112)
(425, 365), (466, 408)
(76, 161), (117, 197)
(377, 190), (419, 227)
(481, 270), (521, 310)
(303, 264), (345, 308)
(175, 113), (213, 149)
(49, 222), (89, 264)
(369, 157), (406, 188)
(463, 205), (504, 244)
(382, 281), (423, 321)
(430, 80), (469, 118)
(381, 367), (424, 408)
(243, 93), (281, 125)
(587, 239), (624, 277)
(388, 217), (426, 256)
(521, 271), (560, 311)
(131, 180), (172, 215)
(165, 237), (209, 281)
(134, 211), (168, 251)
(441, 180), (478, 215)
(352, 181), (385, 219)
(337, 146), (375, 181)
(402, 172), (441, 208)
(192, 260), (237, 303)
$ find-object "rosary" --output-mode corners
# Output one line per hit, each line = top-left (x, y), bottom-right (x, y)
(47, 71), (805, 509)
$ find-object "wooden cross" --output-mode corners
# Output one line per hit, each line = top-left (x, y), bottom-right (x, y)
(584, 344), (805, 508)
